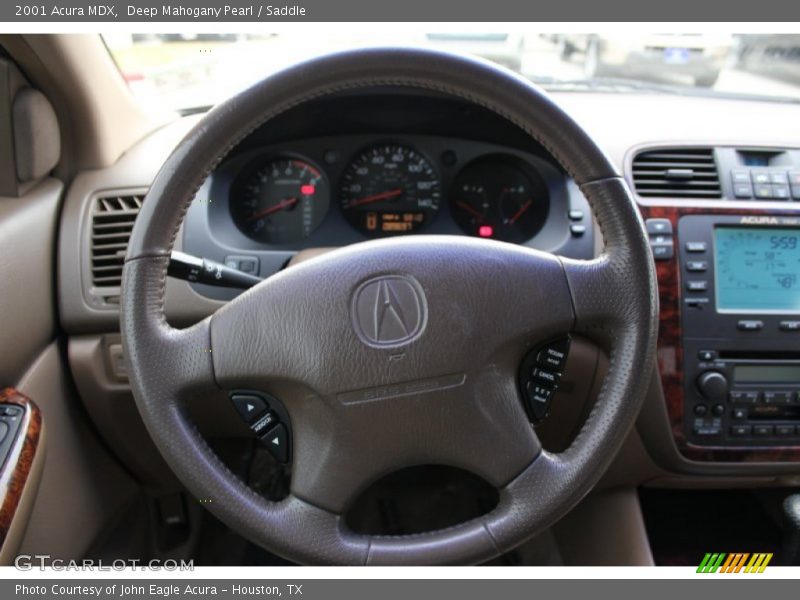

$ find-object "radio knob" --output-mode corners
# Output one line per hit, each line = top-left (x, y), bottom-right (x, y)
(696, 371), (729, 402)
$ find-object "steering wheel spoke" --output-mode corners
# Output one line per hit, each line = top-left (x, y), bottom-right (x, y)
(121, 256), (217, 403)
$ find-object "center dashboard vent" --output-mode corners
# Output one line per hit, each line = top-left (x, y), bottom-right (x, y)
(89, 193), (144, 293)
(632, 148), (721, 198)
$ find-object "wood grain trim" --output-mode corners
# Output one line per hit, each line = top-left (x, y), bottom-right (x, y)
(639, 205), (800, 463)
(0, 388), (42, 551)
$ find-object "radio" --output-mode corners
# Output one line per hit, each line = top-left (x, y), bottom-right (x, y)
(673, 214), (800, 447)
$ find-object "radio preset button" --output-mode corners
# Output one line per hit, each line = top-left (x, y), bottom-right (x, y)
(763, 391), (793, 404)
(737, 320), (764, 331)
(731, 425), (751, 437)
(776, 425), (795, 437)
(729, 390), (759, 404)
(779, 321), (800, 332)
(753, 425), (774, 436)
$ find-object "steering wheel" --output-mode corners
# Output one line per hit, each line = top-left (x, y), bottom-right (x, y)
(121, 48), (658, 565)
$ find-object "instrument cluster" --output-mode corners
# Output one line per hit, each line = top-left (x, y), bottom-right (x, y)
(222, 136), (555, 247)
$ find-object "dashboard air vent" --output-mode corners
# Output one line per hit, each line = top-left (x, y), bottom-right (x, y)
(90, 193), (144, 290)
(632, 148), (721, 198)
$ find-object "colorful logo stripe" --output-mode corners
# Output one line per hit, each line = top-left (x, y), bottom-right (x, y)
(697, 553), (773, 573)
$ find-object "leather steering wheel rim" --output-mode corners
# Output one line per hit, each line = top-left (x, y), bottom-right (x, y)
(121, 47), (659, 565)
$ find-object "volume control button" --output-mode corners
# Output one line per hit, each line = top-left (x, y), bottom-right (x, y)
(696, 371), (729, 402)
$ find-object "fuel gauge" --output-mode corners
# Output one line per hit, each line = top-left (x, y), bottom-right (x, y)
(450, 156), (549, 244)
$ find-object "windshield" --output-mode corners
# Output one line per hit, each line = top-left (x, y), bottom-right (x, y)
(103, 33), (800, 110)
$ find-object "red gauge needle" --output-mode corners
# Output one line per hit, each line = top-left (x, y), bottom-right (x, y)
(349, 188), (403, 208)
(247, 197), (298, 222)
(509, 199), (533, 224)
(455, 201), (484, 221)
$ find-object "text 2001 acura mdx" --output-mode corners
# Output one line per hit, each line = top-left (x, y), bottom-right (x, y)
(1, 33), (800, 566)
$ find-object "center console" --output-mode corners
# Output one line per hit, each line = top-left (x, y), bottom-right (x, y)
(677, 215), (800, 447)
(632, 144), (800, 463)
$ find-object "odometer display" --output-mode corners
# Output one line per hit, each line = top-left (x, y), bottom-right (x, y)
(339, 144), (441, 236)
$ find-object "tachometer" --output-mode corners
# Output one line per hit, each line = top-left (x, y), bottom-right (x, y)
(450, 156), (549, 243)
(230, 157), (330, 244)
(339, 144), (441, 236)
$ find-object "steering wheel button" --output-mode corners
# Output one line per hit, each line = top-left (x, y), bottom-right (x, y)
(532, 367), (560, 387)
(536, 340), (570, 370)
(250, 412), (278, 437)
(260, 423), (289, 464)
(231, 394), (268, 423)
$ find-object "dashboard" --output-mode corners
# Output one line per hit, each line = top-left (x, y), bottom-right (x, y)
(57, 87), (800, 484)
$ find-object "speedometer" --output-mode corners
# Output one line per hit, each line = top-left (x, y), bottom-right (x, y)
(339, 144), (441, 236)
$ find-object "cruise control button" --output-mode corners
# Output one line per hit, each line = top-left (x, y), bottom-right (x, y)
(536, 339), (570, 371)
(260, 423), (289, 464)
(531, 367), (560, 387)
(250, 412), (278, 437)
(231, 394), (268, 423)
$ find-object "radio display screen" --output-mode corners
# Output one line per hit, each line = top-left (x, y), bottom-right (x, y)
(714, 227), (800, 313)
(734, 365), (800, 383)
